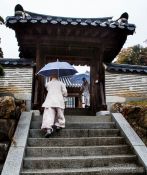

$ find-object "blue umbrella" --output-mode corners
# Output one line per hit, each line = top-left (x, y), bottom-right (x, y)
(70, 73), (90, 85)
(37, 60), (78, 77)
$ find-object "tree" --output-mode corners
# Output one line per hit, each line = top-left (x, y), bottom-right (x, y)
(0, 64), (4, 76)
(0, 47), (3, 58)
(115, 44), (147, 66)
(0, 16), (4, 75)
(0, 16), (4, 24)
(139, 47), (147, 65)
(0, 16), (4, 58)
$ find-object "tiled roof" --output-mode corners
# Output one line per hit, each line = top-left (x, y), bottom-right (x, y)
(1, 59), (146, 74)
(106, 63), (147, 74)
(59, 76), (81, 88)
(0, 59), (35, 67)
(5, 5), (135, 33)
(46, 76), (81, 88)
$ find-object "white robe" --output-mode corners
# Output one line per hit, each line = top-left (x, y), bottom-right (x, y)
(41, 79), (67, 130)
(42, 79), (67, 109)
(81, 81), (90, 106)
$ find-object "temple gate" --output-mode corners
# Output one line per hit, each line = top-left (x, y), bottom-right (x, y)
(6, 5), (135, 114)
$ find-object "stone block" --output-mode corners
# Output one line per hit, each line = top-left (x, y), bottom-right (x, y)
(1, 147), (24, 175)
(134, 145), (147, 172)
(0, 96), (16, 119)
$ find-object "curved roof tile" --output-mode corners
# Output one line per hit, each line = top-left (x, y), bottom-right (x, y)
(0, 59), (35, 67)
(1, 59), (146, 74)
(106, 63), (147, 74)
(5, 6), (136, 33)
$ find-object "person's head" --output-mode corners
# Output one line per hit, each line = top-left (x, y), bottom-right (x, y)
(82, 77), (86, 82)
(50, 72), (58, 80)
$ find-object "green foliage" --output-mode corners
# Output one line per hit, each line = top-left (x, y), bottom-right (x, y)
(127, 100), (147, 107)
(0, 47), (3, 58)
(115, 44), (147, 66)
(0, 16), (4, 58)
(0, 16), (4, 24)
(0, 64), (4, 76)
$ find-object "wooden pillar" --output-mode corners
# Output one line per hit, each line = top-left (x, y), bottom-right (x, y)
(31, 64), (36, 109)
(34, 44), (45, 110)
(90, 47), (107, 114)
(90, 64), (94, 112)
(98, 47), (106, 108)
(90, 59), (100, 114)
(98, 48), (107, 110)
(100, 64), (106, 106)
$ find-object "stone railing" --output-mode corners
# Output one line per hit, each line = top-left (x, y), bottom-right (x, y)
(0, 93), (26, 171)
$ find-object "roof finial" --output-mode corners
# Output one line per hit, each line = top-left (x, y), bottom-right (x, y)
(14, 4), (26, 19)
(116, 12), (129, 24)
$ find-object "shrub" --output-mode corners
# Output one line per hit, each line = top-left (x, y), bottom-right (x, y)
(127, 100), (147, 107)
(0, 64), (4, 76)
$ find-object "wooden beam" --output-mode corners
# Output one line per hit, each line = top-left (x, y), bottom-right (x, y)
(45, 55), (91, 66)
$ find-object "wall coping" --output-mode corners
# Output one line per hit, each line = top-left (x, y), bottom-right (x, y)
(1, 111), (34, 175)
(112, 112), (147, 173)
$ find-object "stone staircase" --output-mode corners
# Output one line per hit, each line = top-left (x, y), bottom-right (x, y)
(20, 114), (145, 175)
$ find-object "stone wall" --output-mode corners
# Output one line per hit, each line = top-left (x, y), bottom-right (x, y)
(0, 67), (33, 110)
(0, 67), (147, 105)
(105, 71), (147, 97)
(0, 67), (33, 100)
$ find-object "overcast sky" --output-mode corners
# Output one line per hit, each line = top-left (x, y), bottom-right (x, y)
(0, 0), (147, 69)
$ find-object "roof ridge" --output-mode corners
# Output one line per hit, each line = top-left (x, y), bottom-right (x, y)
(25, 10), (112, 21)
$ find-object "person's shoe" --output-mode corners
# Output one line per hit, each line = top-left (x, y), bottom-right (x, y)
(56, 126), (62, 131)
(53, 125), (62, 132)
(45, 129), (52, 138)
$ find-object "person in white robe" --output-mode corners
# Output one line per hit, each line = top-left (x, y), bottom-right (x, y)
(41, 73), (67, 137)
(81, 77), (90, 108)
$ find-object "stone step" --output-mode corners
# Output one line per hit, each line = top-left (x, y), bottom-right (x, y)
(30, 122), (116, 129)
(21, 165), (145, 175)
(32, 115), (112, 122)
(27, 137), (126, 147)
(19, 114), (146, 175)
(25, 145), (132, 157)
(66, 115), (112, 122)
(23, 155), (137, 169)
(29, 129), (120, 138)
(64, 108), (93, 116)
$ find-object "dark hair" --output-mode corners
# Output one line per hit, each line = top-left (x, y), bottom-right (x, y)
(50, 72), (58, 79)
(82, 77), (86, 81)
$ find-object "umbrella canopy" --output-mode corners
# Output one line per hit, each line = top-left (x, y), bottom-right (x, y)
(37, 60), (78, 77)
(70, 72), (90, 85)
